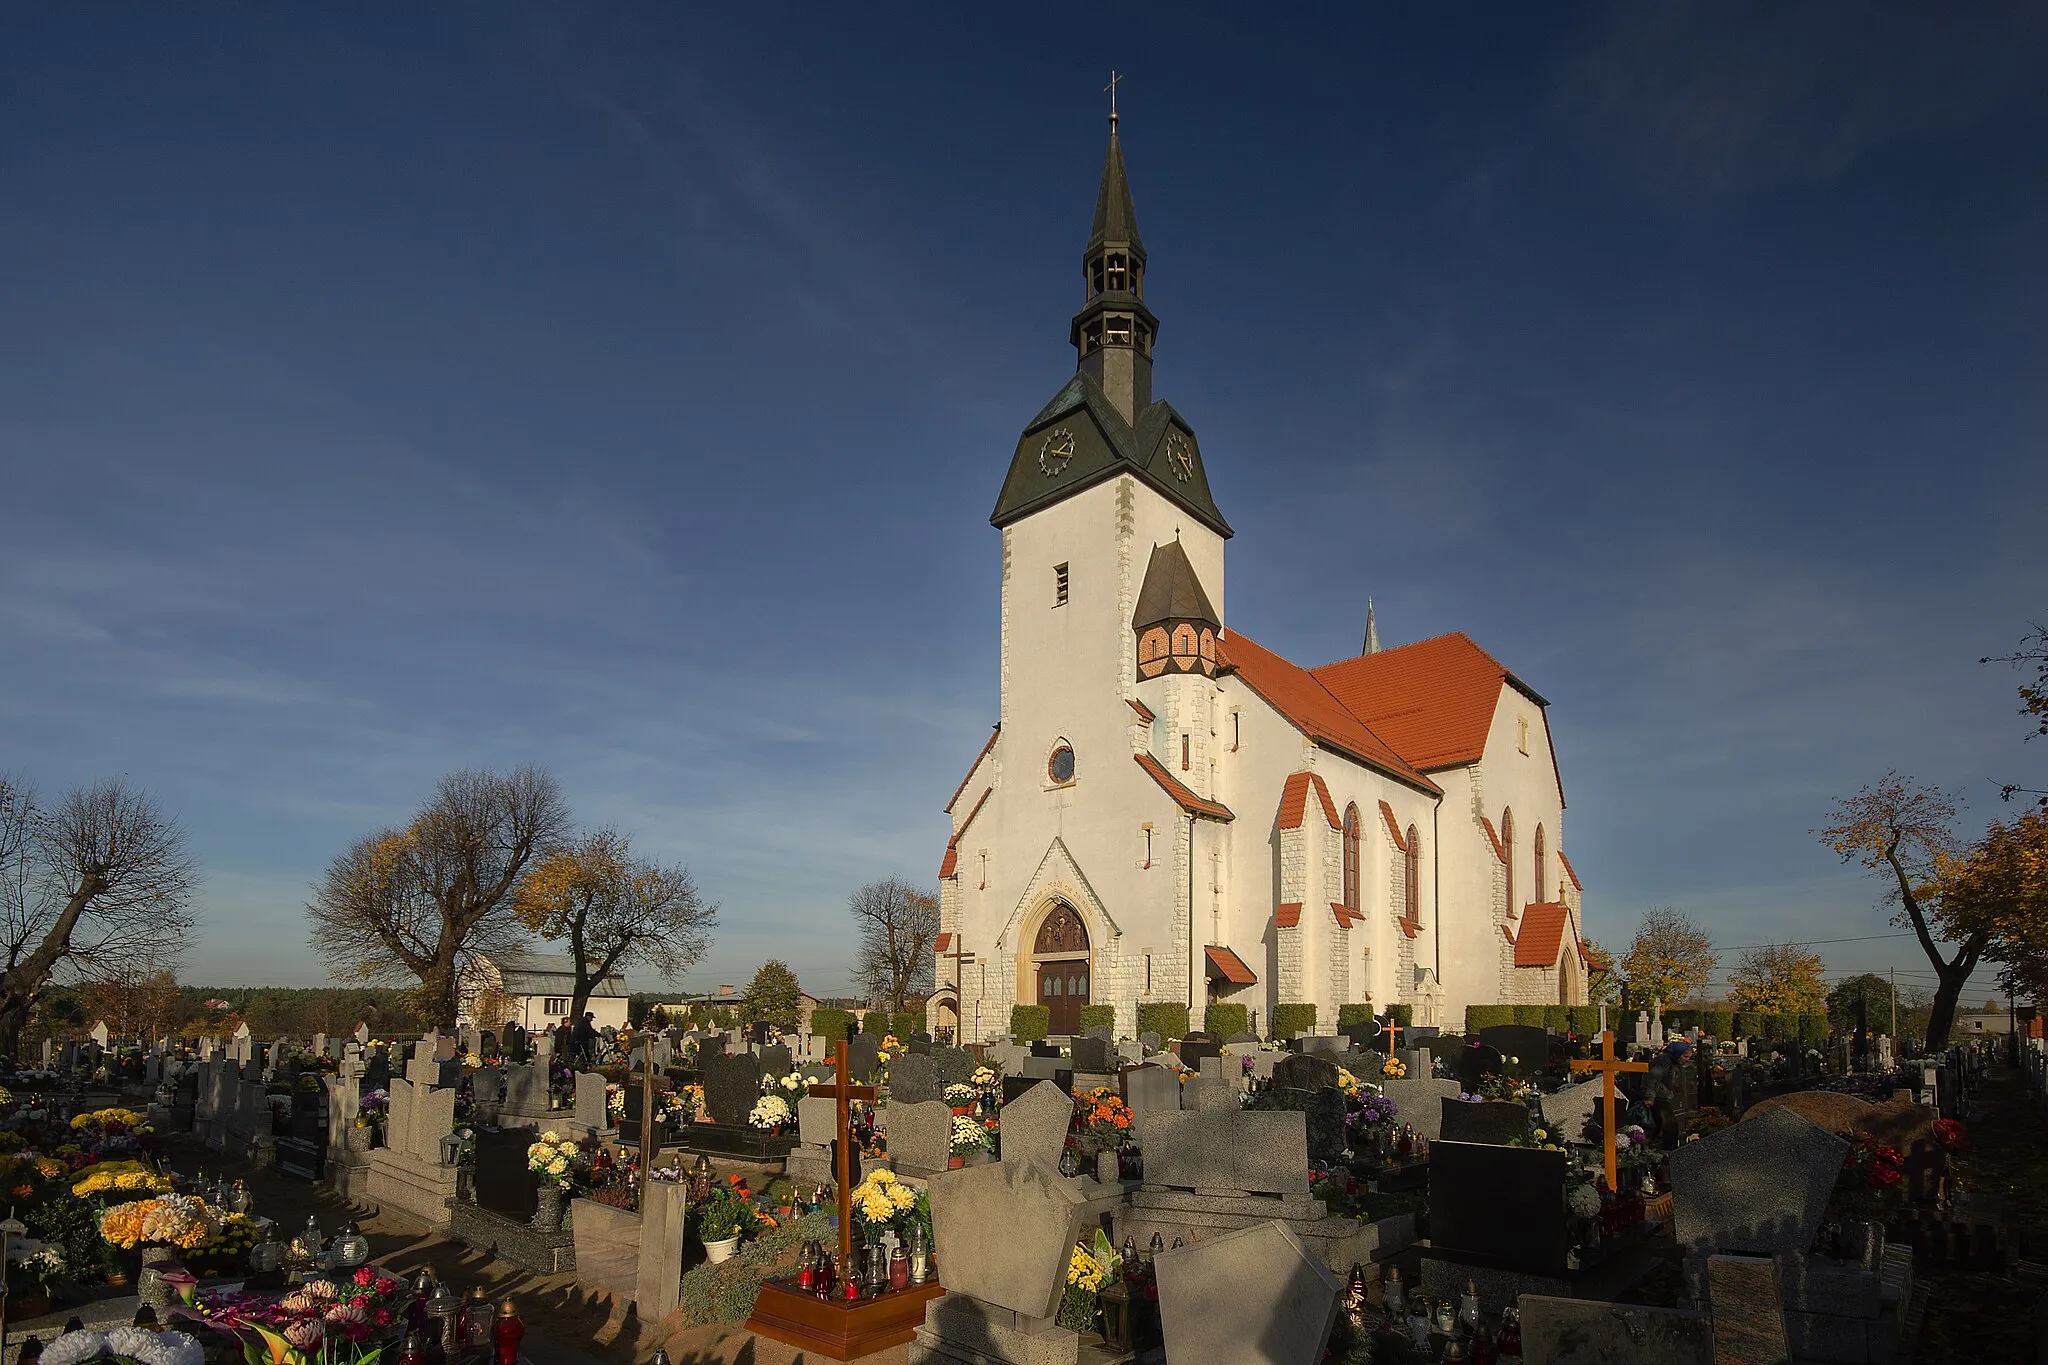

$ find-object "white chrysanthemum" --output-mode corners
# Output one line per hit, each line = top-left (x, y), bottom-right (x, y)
(540, 1130), (560, 1143)
(40, 1330), (105, 1365)
(547, 1157), (568, 1176)
(108, 1327), (164, 1361)
(557, 1141), (578, 1156)
(152, 1332), (206, 1365)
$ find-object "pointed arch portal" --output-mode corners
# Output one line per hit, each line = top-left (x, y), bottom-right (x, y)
(1032, 900), (1092, 1035)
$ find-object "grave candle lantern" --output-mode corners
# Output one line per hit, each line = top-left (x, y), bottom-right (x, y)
(491, 1302), (523, 1365)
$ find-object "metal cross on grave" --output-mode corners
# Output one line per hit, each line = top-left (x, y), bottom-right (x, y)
(1571, 1030), (1650, 1193)
(810, 1040), (878, 1267)
(1379, 1014), (1403, 1054)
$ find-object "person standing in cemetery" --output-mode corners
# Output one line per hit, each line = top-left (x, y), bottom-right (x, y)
(571, 1011), (598, 1066)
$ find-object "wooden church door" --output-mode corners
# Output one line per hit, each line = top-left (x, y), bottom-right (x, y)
(1032, 902), (1091, 1036)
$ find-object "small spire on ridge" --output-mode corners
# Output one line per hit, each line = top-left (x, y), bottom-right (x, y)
(1363, 598), (1381, 655)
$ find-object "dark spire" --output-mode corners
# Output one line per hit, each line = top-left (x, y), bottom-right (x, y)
(1072, 75), (1157, 424)
(1087, 113), (1144, 257)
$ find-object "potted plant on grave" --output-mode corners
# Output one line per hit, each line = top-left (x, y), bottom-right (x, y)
(12, 1243), (67, 1319)
(748, 1094), (792, 1135)
(352, 1090), (388, 1150)
(694, 1182), (754, 1263)
(944, 1083), (977, 1116)
(1816, 1130), (1904, 1264)
(1073, 1088), (1134, 1180)
(525, 1131), (589, 1233)
(1055, 1232), (1121, 1335)
(948, 1114), (994, 1168)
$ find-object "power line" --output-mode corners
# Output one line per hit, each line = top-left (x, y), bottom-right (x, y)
(1708, 933), (1916, 953)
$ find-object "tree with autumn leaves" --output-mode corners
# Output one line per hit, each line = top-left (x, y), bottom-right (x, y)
(514, 828), (716, 1022)
(309, 766), (715, 1026)
(1726, 942), (1828, 1015)
(1816, 775), (2048, 1050)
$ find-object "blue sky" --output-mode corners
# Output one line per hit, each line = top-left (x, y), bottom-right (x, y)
(3, 5), (2042, 1003)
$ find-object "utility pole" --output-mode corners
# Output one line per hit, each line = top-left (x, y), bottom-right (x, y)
(1890, 967), (1897, 1037)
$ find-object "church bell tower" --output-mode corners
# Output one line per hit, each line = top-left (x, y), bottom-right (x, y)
(1070, 102), (1157, 425)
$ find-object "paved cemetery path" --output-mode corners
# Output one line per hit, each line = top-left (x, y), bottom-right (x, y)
(1914, 1062), (2047, 1364)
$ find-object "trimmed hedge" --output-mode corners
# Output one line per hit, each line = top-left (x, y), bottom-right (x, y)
(1271, 1003), (1317, 1041)
(1205, 1003), (1250, 1038)
(1337, 1004), (1375, 1029)
(810, 1008), (852, 1043)
(887, 1010), (926, 1041)
(1512, 1005), (1548, 1027)
(1541, 1005), (1572, 1033)
(1136, 1002), (1189, 1042)
(1465, 1005), (1515, 1034)
(1702, 1011), (1735, 1042)
(1566, 1006), (1600, 1037)
(1385, 1004), (1414, 1029)
(1010, 1005), (1050, 1043)
(1077, 1004), (1116, 1035)
(1799, 1011), (1830, 1044)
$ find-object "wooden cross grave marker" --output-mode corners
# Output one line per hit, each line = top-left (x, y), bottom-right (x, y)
(1380, 1014), (1403, 1053)
(810, 1040), (878, 1267)
(942, 935), (976, 1045)
(1571, 1030), (1650, 1193)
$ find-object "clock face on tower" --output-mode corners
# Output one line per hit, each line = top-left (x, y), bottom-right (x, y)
(1038, 429), (1076, 476)
(1167, 431), (1193, 481)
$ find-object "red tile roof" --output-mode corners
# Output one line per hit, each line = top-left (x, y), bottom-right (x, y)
(1331, 902), (1362, 929)
(1558, 850), (1583, 892)
(1127, 697), (1156, 722)
(1275, 903), (1302, 929)
(945, 725), (1000, 814)
(935, 933), (952, 953)
(938, 786), (992, 879)
(1218, 632), (1440, 794)
(1205, 946), (1258, 986)
(1513, 903), (1575, 968)
(1479, 815), (1508, 864)
(1378, 801), (1410, 851)
(1278, 771), (1340, 831)
(1134, 752), (1234, 821)
(1310, 632), (1538, 772)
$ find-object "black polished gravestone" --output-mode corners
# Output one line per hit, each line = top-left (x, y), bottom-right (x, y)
(437, 1057), (464, 1089)
(1451, 1042), (1506, 1092)
(1177, 1037), (1223, 1072)
(361, 1053), (392, 1093)
(277, 1088), (329, 1181)
(887, 1053), (941, 1105)
(758, 1043), (795, 1080)
(702, 1051), (765, 1128)
(908, 1032), (934, 1056)
(929, 1046), (976, 1089)
(846, 1032), (882, 1082)
(1272, 1052), (1341, 1093)
(1250, 1086), (1349, 1168)
(1341, 1017), (1383, 1051)
(1004, 1072), (1072, 1107)
(1477, 1026), (1550, 1076)
(1071, 1036), (1114, 1075)
(1429, 1140), (1570, 1275)
(1029, 1041), (1061, 1058)
(617, 1084), (667, 1146)
(1438, 1098), (1533, 1147)
(472, 1126), (541, 1222)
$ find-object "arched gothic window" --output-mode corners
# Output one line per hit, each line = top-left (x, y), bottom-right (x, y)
(1405, 825), (1421, 924)
(1501, 808), (1516, 916)
(1342, 805), (1361, 915)
(1533, 824), (1547, 904)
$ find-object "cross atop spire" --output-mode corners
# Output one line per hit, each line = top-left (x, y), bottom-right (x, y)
(1105, 70), (1123, 128)
(1072, 78), (1155, 421)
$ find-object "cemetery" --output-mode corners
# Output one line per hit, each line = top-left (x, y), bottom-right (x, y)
(0, 1000), (2033, 1365)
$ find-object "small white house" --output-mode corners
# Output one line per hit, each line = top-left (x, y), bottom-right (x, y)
(459, 952), (630, 1032)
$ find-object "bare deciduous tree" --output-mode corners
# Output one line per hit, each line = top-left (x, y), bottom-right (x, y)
(0, 776), (197, 1056)
(308, 767), (570, 1026)
(514, 828), (716, 1020)
(848, 877), (938, 1012)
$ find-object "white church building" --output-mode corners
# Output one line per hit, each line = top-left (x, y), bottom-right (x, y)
(932, 116), (1588, 1042)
